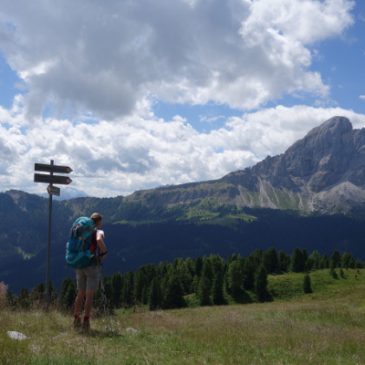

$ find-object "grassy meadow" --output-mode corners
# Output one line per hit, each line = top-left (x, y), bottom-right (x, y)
(2, 269), (365, 364)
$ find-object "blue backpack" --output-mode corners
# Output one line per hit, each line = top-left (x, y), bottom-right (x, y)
(65, 216), (96, 268)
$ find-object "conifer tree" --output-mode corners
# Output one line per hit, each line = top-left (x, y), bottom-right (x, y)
(212, 270), (225, 305)
(255, 265), (270, 302)
(197, 258), (213, 305)
(227, 259), (244, 301)
(6, 290), (16, 308)
(198, 275), (211, 306)
(111, 272), (123, 308)
(341, 252), (354, 269)
(18, 288), (31, 309)
(263, 248), (279, 274)
(103, 277), (114, 311)
(149, 277), (162, 311)
(192, 275), (200, 293)
(331, 250), (341, 268)
(163, 274), (186, 309)
(176, 260), (193, 294)
(278, 251), (290, 272)
(66, 282), (76, 306)
(303, 273), (313, 294)
(250, 250), (264, 267)
(243, 257), (256, 290)
(133, 271), (144, 305)
(307, 250), (321, 270)
(121, 272), (134, 307)
(59, 279), (75, 310)
(195, 257), (204, 277)
(291, 248), (306, 272)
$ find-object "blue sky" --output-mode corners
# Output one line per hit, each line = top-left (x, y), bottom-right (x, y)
(0, 0), (364, 197)
(0, 53), (21, 109)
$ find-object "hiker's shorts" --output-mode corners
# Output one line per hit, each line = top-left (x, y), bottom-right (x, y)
(76, 265), (101, 292)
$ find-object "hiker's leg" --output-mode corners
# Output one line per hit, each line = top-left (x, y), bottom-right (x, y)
(84, 290), (95, 318)
(74, 290), (86, 316)
(84, 265), (101, 318)
(74, 268), (87, 316)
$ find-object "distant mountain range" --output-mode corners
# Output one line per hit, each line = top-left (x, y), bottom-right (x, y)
(122, 116), (365, 216)
(2, 116), (365, 291)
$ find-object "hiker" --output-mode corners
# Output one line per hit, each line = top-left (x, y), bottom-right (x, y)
(73, 212), (108, 330)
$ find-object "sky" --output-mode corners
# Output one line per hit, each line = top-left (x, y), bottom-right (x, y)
(0, 0), (365, 198)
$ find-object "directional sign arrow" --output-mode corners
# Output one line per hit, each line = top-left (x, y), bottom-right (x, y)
(47, 185), (60, 196)
(34, 163), (72, 174)
(34, 173), (72, 185)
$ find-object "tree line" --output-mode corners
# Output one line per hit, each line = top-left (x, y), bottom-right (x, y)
(1, 248), (362, 312)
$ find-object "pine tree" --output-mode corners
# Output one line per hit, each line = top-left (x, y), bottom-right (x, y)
(249, 250), (263, 267)
(103, 277), (114, 312)
(307, 250), (321, 270)
(195, 257), (204, 277)
(243, 257), (256, 290)
(197, 258), (213, 305)
(291, 248), (306, 272)
(18, 288), (31, 309)
(212, 271), (225, 305)
(331, 250), (342, 268)
(133, 271), (144, 305)
(255, 265), (270, 302)
(163, 274), (186, 309)
(111, 273), (123, 308)
(6, 290), (16, 308)
(121, 272), (134, 307)
(303, 274), (313, 294)
(278, 251), (290, 272)
(341, 252), (353, 269)
(59, 279), (75, 310)
(197, 275), (211, 306)
(149, 277), (162, 311)
(227, 259), (244, 301)
(263, 248), (279, 274)
(175, 260), (193, 294)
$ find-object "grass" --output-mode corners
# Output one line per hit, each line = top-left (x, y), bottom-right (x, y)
(2, 269), (365, 364)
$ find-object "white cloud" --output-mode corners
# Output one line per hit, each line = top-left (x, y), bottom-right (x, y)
(360, 95), (365, 100)
(0, 0), (355, 119)
(1, 100), (365, 198)
(0, 0), (360, 197)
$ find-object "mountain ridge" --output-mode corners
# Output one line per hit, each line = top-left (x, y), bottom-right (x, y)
(118, 116), (365, 215)
(5, 115), (365, 217)
(2, 116), (365, 291)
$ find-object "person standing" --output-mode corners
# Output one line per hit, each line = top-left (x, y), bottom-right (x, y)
(73, 212), (108, 331)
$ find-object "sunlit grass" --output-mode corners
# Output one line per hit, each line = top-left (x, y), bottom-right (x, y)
(2, 269), (365, 364)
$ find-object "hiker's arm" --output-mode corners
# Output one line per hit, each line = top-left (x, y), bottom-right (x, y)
(96, 231), (108, 259)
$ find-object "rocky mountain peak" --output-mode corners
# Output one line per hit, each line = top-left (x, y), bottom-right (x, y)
(286, 116), (353, 158)
(220, 116), (365, 212)
(270, 116), (357, 192)
(306, 116), (352, 139)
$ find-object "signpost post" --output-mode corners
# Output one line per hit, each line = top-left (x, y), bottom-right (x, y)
(34, 160), (72, 308)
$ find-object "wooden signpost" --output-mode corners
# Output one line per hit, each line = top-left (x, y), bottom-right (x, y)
(34, 160), (72, 308)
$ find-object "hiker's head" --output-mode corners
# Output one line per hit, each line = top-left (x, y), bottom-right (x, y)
(90, 212), (103, 228)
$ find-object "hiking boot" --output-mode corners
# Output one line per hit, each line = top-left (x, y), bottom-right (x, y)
(73, 316), (81, 329)
(82, 319), (90, 332)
